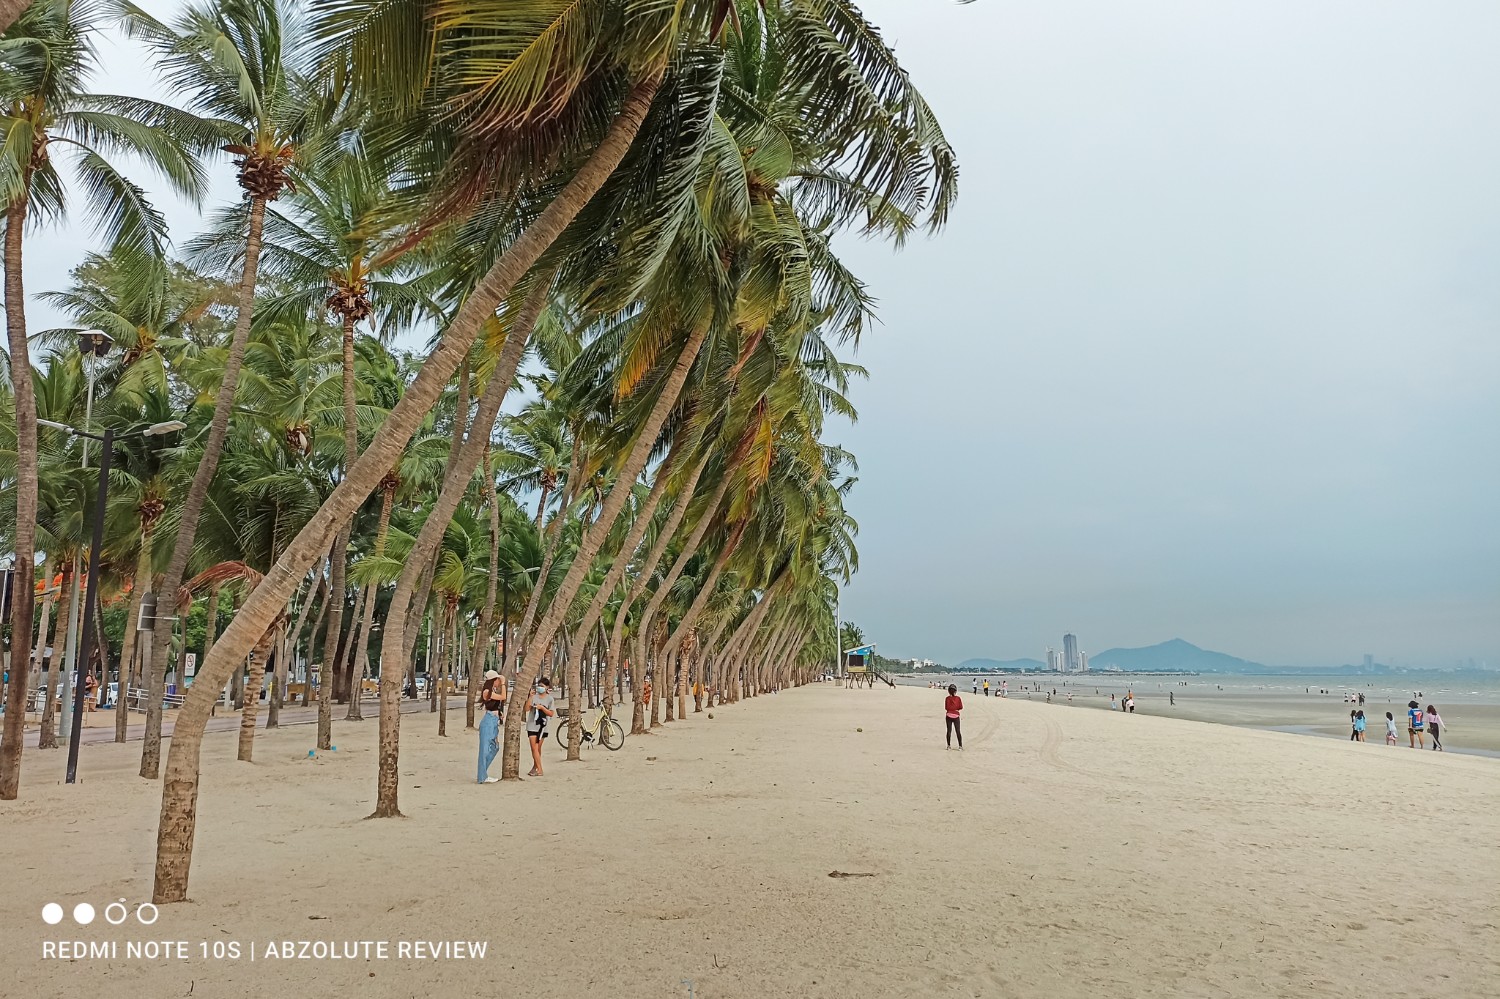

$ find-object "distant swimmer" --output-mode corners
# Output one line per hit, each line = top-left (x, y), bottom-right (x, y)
(944, 685), (964, 750)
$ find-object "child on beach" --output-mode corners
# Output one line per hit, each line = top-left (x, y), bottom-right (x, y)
(1385, 712), (1398, 745)
(1349, 709), (1359, 741)
(944, 685), (963, 750)
(1425, 705), (1444, 751)
(1407, 700), (1425, 748)
(1354, 710), (1366, 742)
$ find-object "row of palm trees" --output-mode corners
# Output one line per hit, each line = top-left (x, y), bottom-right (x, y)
(1, 0), (956, 906)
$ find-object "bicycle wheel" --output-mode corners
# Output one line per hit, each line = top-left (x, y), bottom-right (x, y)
(600, 718), (625, 751)
(555, 721), (571, 750)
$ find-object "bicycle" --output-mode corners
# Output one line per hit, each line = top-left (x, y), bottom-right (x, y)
(556, 702), (625, 751)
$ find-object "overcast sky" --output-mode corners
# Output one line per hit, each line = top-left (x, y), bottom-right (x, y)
(828, 0), (1500, 668)
(22, 1), (1500, 669)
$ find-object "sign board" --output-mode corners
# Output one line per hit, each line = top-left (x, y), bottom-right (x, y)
(185, 653), (197, 678)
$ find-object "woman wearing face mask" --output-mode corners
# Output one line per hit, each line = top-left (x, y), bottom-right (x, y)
(526, 678), (556, 777)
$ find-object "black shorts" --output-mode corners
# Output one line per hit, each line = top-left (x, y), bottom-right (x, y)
(528, 726), (546, 741)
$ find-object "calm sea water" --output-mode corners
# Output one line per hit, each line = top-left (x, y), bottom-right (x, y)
(899, 672), (1500, 706)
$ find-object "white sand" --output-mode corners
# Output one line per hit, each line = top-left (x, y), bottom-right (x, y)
(3, 685), (1497, 998)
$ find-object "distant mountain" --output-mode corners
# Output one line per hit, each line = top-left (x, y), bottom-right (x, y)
(954, 657), (1046, 672)
(1087, 638), (1265, 673)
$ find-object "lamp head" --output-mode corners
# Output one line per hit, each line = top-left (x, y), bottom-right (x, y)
(144, 420), (187, 437)
(77, 329), (113, 358)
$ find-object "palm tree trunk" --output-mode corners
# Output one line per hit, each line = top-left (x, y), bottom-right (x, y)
(115, 535), (154, 743)
(0, 0), (32, 36)
(517, 324), (712, 756)
(346, 484), (393, 722)
(438, 603), (455, 737)
(342, 581), (372, 720)
(318, 529), (349, 746)
(565, 440), (696, 692)
(656, 523), (746, 668)
(691, 645), (703, 712)
(631, 471), (733, 704)
(0, 195), (37, 799)
(471, 444), (501, 732)
(607, 454), (712, 731)
(237, 627), (275, 763)
(152, 70), (665, 899)
(373, 280), (546, 813)
(143, 189), (269, 756)
(268, 571), (320, 728)
(34, 560), (62, 749)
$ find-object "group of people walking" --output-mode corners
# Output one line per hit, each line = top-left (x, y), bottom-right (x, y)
(1351, 700), (1444, 750)
(476, 672), (558, 783)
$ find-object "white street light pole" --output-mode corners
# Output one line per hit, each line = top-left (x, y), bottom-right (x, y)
(833, 588), (841, 687)
(58, 331), (109, 746)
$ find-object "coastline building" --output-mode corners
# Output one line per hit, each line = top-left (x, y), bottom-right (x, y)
(1064, 633), (1081, 673)
(1047, 648), (1062, 672)
(1079, 651), (1089, 672)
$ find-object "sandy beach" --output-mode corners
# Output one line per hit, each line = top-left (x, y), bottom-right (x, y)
(3, 684), (1497, 998)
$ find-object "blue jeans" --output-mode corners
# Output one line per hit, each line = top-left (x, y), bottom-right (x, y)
(477, 711), (499, 782)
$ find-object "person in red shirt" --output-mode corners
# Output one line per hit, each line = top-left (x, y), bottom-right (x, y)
(944, 684), (963, 750)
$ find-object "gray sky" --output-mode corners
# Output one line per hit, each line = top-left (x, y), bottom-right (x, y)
(829, 0), (1500, 668)
(22, 1), (1500, 669)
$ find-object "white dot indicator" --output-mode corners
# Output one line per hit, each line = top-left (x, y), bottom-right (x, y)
(73, 903), (96, 925)
(42, 903), (63, 925)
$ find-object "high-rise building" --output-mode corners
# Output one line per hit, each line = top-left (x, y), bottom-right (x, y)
(1046, 647), (1061, 672)
(1079, 652), (1089, 673)
(1063, 633), (1080, 673)
(1363, 654), (1374, 670)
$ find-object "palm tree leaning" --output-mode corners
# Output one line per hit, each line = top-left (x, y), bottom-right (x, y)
(113, 0), (312, 780)
(0, 0), (209, 797)
(152, 33), (674, 898)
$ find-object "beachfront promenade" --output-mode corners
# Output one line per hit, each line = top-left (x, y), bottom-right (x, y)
(12, 696), (435, 748)
(4, 684), (1495, 998)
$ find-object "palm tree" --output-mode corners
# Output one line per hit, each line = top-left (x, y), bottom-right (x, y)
(151, 0), (947, 900)
(0, 0), (209, 798)
(114, 0), (316, 782)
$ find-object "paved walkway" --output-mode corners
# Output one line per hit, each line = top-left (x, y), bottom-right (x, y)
(9, 696), (441, 747)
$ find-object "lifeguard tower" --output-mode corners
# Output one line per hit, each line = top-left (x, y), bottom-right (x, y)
(842, 644), (894, 688)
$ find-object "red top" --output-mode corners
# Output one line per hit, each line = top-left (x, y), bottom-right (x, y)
(944, 695), (963, 715)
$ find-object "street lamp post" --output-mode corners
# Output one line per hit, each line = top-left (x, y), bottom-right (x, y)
(57, 329), (111, 747)
(40, 417), (186, 784)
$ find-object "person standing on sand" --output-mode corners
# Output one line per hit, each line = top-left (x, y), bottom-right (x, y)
(983, 679), (990, 697)
(476, 669), (506, 784)
(944, 684), (964, 750)
(1354, 710), (1366, 742)
(972, 679), (978, 696)
(1407, 700), (1425, 748)
(1349, 709), (1359, 741)
(1425, 705), (1444, 751)
(1385, 712), (1398, 745)
(526, 678), (556, 777)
